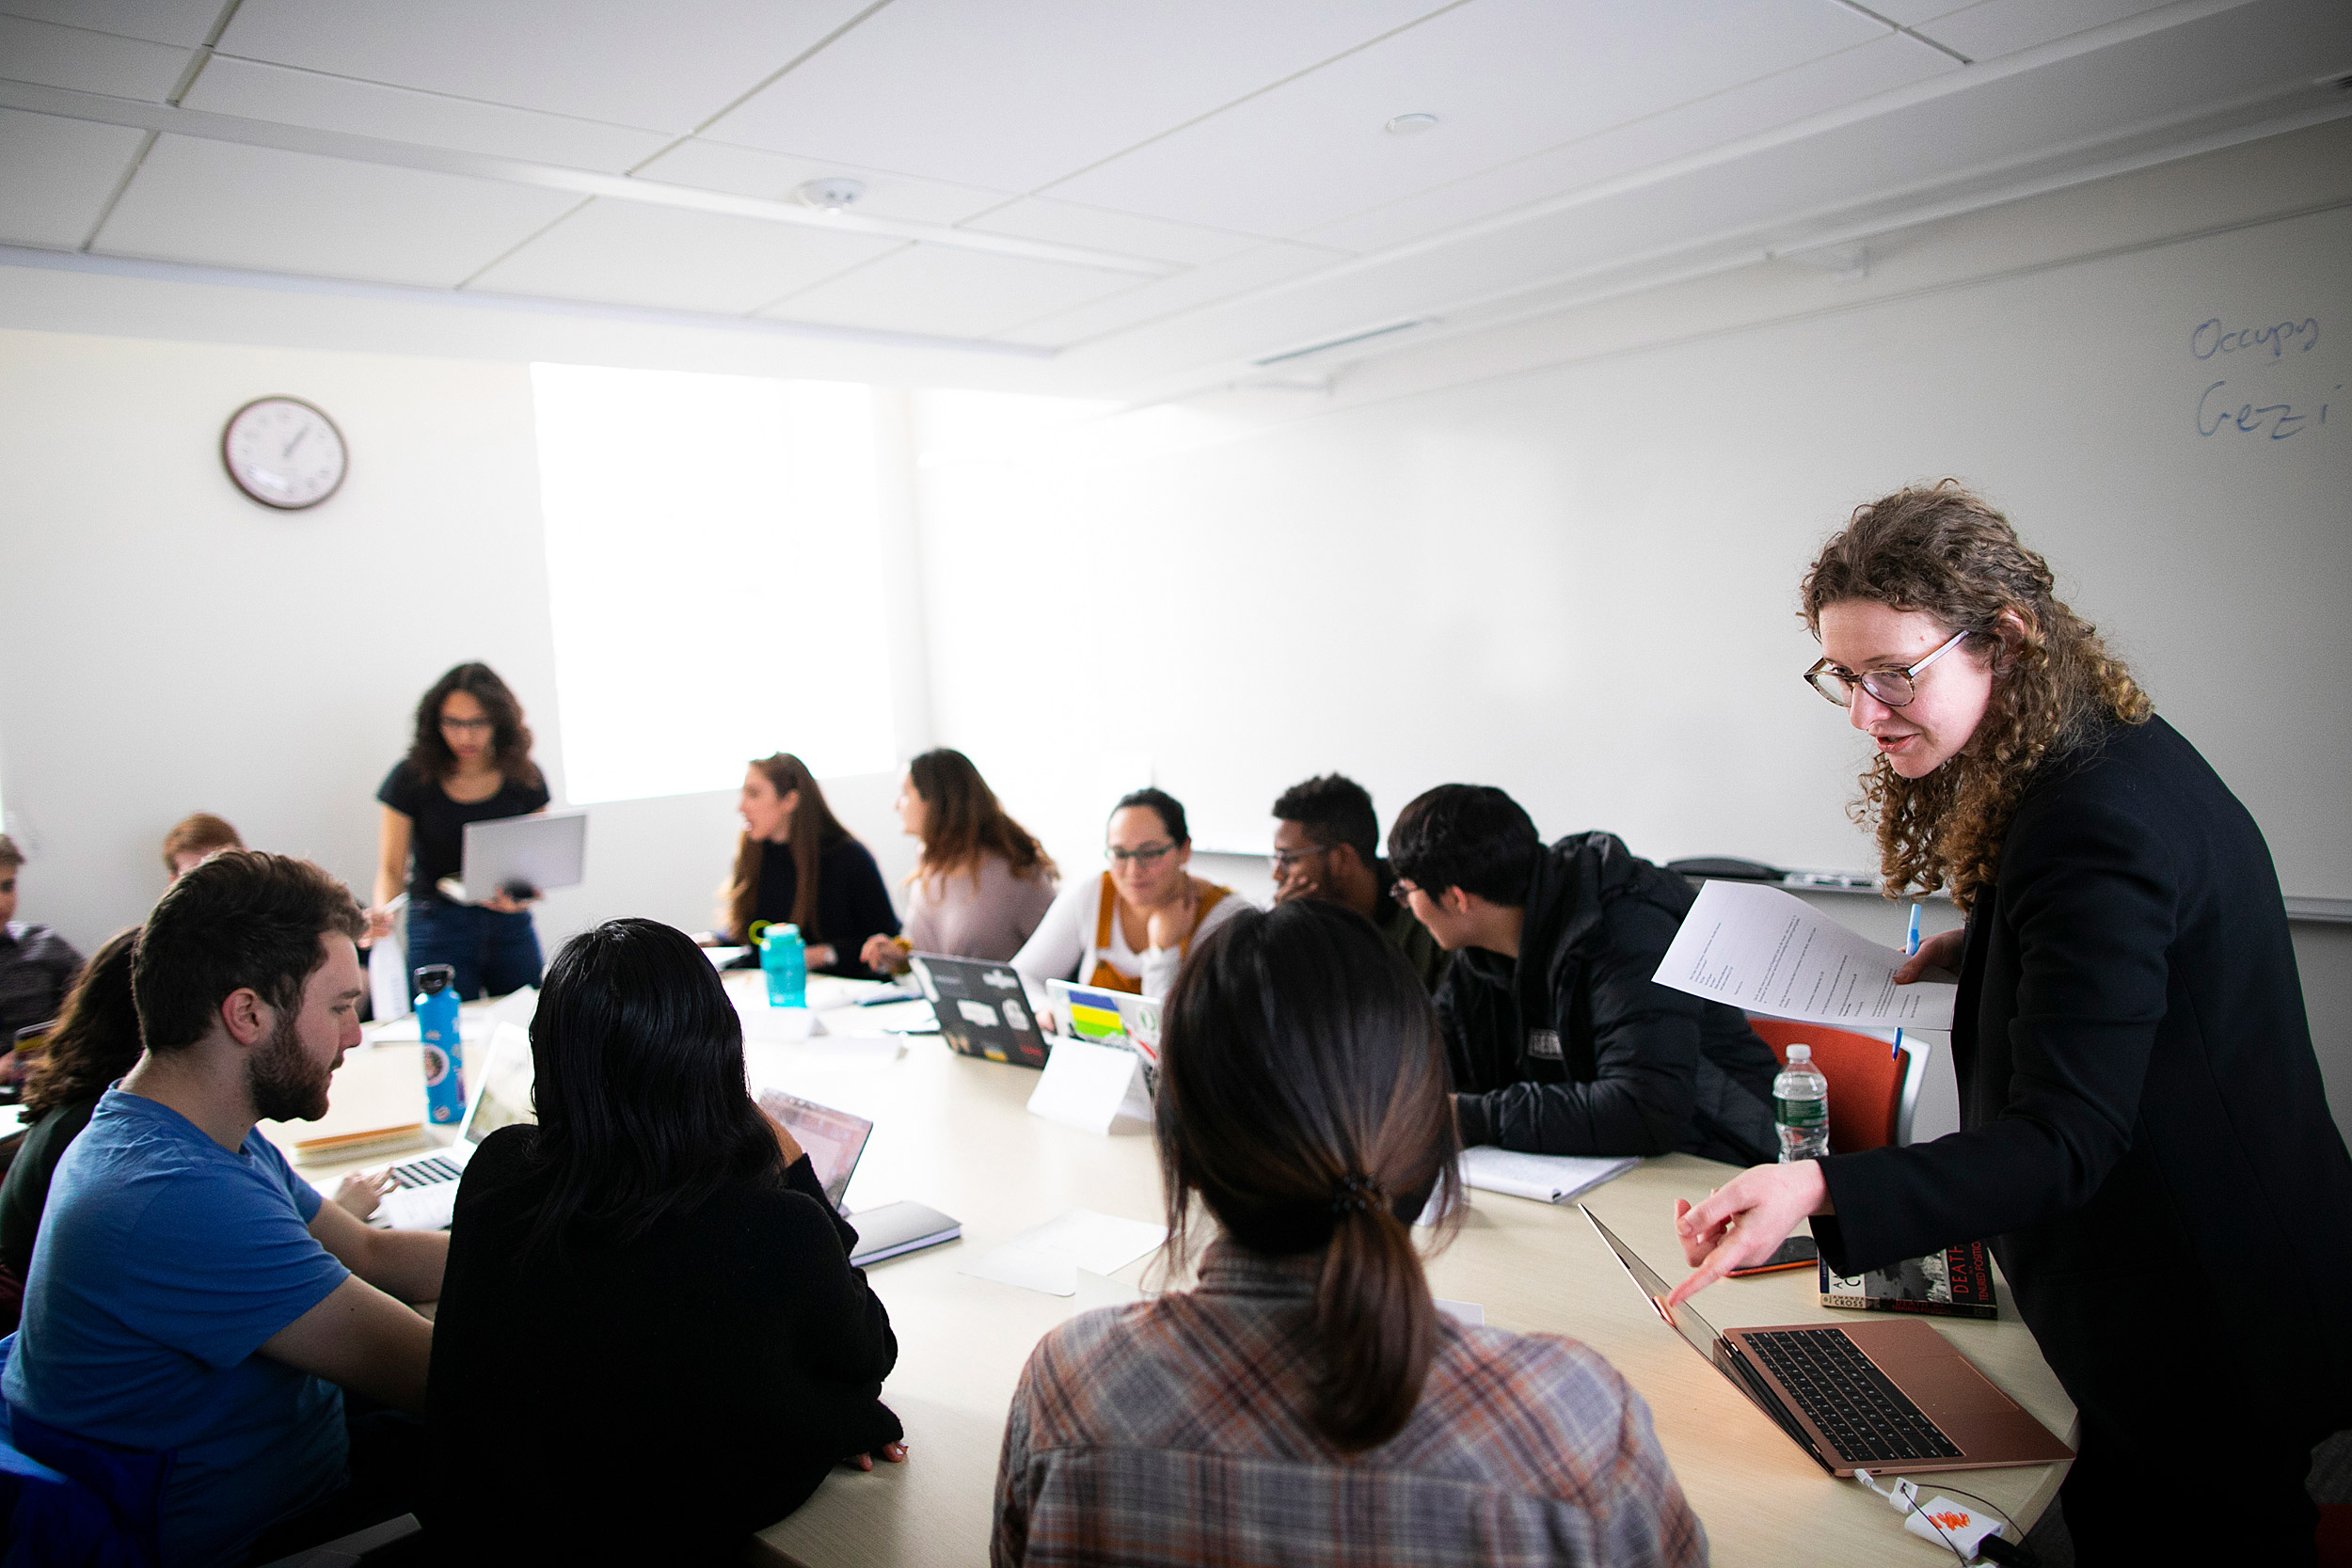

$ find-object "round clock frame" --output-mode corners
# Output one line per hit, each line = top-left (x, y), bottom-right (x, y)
(220, 395), (349, 511)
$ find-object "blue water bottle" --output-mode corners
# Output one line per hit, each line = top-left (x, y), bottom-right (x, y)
(758, 923), (806, 1008)
(414, 963), (467, 1125)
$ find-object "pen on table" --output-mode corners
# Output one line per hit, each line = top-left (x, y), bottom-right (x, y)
(1894, 901), (1921, 1060)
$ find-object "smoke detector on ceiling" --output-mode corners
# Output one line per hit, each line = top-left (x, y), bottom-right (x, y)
(798, 177), (867, 211)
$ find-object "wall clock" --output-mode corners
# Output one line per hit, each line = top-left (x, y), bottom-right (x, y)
(221, 396), (348, 510)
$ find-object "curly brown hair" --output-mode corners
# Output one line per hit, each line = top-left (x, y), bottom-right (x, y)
(1801, 483), (2150, 912)
(405, 662), (542, 790)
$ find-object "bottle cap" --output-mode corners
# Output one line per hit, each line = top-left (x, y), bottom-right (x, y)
(1786, 1043), (1811, 1062)
(414, 963), (454, 995)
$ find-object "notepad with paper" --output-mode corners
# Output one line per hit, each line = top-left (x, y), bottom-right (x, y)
(1458, 1147), (1637, 1205)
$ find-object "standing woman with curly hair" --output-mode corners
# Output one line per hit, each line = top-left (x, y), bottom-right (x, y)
(1668, 485), (2352, 1564)
(371, 663), (551, 1000)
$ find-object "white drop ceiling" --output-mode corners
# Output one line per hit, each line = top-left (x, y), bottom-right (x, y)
(1, 0), (2346, 399)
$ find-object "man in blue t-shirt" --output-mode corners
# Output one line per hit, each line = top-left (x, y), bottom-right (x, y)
(4, 851), (450, 1567)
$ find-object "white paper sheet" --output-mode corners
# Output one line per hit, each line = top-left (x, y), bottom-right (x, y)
(1654, 880), (1956, 1030)
(957, 1210), (1168, 1296)
(1459, 1148), (1638, 1205)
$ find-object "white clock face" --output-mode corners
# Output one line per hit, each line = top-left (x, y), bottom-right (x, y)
(222, 397), (347, 510)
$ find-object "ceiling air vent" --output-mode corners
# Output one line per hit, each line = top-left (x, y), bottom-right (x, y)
(1251, 319), (1427, 368)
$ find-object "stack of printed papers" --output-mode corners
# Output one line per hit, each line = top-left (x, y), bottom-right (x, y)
(1459, 1148), (1638, 1205)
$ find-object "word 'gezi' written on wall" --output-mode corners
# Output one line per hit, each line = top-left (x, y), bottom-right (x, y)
(2192, 312), (2334, 443)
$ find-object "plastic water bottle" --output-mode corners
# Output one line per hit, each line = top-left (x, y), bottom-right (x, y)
(760, 924), (807, 1008)
(414, 963), (467, 1126)
(1773, 1044), (1831, 1162)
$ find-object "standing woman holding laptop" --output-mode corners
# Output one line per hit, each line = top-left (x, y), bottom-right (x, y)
(370, 662), (550, 1000)
(1669, 485), (2352, 1564)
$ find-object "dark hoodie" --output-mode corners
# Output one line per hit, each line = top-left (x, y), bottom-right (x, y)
(1438, 832), (1779, 1164)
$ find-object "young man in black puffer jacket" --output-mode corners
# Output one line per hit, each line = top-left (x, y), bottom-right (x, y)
(1388, 785), (1778, 1164)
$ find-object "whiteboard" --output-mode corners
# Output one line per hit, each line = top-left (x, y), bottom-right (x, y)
(923, 203), (2350, 897)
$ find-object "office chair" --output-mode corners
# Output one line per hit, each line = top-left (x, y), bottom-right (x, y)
(1744, 1018), (1929, 1152)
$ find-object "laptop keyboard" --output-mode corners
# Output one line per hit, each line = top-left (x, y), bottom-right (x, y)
(388, 1155), (464, 1189)
(1743, 1328), (1963, 1465)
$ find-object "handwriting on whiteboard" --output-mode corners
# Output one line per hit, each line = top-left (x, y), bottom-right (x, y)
(2190, 313), (2335, 443)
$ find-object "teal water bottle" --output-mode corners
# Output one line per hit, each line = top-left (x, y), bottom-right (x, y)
(415, 963), (467, 1124)
(758, 923), (806, 1008)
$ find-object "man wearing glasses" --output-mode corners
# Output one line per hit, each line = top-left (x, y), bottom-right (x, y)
(1387, 785), (1779, 1164)
(1268, 774), (1446, 993)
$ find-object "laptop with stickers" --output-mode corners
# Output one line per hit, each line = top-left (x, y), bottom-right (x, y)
(906, 954), (1049, 1069)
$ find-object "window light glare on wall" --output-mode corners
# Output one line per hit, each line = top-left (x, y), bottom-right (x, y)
(532, 363), (894, 805)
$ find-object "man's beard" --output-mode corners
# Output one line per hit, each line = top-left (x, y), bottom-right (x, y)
(248, 1008), (332, 1122)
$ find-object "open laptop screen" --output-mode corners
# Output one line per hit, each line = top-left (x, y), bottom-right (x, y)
(461, 1023), (537, 1147)
(755, 1089), (873, 1209)
(1581, 1205), (1726, 1366)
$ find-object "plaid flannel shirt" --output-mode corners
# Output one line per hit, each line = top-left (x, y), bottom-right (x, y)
(993, 1241), (1707, 1567)
(0, 922), (81, 1043)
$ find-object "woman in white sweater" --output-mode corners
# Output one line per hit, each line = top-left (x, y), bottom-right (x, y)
(861, 750), (1058, 973)
(1009, 787), (1248, 1001)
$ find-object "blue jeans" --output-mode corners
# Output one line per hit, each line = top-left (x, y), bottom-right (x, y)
(405, 902), (543, 1002)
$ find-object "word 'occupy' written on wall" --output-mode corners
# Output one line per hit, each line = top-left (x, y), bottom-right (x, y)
(2191, 312), (2335, 443)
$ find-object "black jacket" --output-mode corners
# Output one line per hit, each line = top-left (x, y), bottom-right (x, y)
(425, 1128), (902, 1564)
(1439, 832), (1779, 1164)
(1816, 716), (2352, 1445)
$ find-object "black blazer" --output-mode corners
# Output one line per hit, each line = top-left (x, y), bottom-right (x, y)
(424, 1128), (902, 1565)
(1816, 716), (2352, 1441)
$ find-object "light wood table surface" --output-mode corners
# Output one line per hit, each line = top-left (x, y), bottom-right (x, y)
(266, 975), (2075, 1568)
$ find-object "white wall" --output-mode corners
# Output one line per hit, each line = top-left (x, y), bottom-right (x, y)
(0, 329), (921, 967)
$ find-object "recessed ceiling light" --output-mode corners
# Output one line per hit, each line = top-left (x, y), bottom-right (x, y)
(1385, 113), (1439, 135)
(797, 176), (866, 211)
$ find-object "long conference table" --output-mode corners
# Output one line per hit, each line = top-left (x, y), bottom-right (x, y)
(267, 973), (2076, 1568)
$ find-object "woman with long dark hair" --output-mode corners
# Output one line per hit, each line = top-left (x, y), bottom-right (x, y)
(993, 900), (1701, 1566)
(717, 752), (899, 978)
(371, 662), (549, 1000)
(427, 918), (903, 1564)
(1670, 484), (2352, 1564)
(0, 927), (141, 1282)
(860, 749), (1057, 974)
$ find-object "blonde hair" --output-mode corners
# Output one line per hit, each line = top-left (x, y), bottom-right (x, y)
(1801, 483), (2150, 912)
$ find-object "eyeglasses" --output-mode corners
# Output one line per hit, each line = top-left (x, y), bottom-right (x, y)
(1389, 879), (1422, 908)
(1804, 629), (1969, 708)
(1107, 842), (1177, 866)
(439, 716), (495, 733)
(1270, 844), (1331, 872)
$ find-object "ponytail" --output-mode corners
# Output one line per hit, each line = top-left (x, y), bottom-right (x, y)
(1156, 901), (1462, 1453)
(1314, 1184), (1438, 1449)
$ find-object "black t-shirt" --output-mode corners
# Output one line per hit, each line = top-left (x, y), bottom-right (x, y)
(376, 761), (550, 904)
(0, 1096), (98, 1279)
(425, 1127), (900, 1564)
(740, 834), (900, 977)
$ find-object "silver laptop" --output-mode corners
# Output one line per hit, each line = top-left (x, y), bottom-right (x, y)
(369, 1023), (535, 1228)
(1581, 1206), (2072, 1477)
(456, 810), (588, 902)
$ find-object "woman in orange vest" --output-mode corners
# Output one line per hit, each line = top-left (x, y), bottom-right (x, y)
(1011, 788), (1248, 1000)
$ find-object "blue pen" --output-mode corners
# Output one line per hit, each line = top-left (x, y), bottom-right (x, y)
(1894, 902), (1921, 1060)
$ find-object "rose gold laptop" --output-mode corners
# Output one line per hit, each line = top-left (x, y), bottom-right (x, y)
(1581, 1207), (2073, 1477)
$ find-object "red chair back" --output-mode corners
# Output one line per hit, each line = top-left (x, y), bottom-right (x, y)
(1746, 1019), (1906, 1154)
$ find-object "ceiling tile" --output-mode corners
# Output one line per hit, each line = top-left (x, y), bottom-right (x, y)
(182, 55), (673, 172)
(0, 12), (189, 100)
(215, 0), (873, 132)
(997, 241), (1346, 347)
(0, 106), (147, 247)
(959, 197), (1275, 266)
(0, 0), (220, 48)
(703, 0), (1456, 192)
(637, 138), (1009, 224)
(1910, 0), (2180, 61)
(90, 133), (583, 286)
(1297, 31), (1956, 255)
(1046, 0), (1885, 238)
(468, 198), (900, 315)
(762, 244), (1143, 340)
